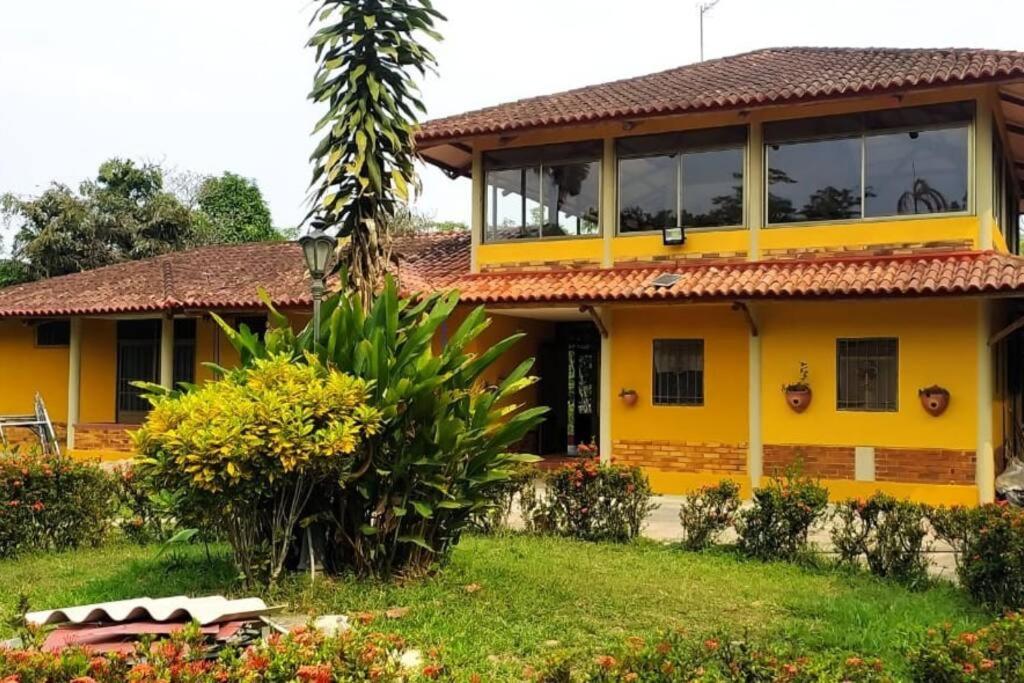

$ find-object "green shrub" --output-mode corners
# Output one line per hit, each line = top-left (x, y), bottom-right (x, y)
(831, 493), (931, 588)
(521, 459), (658, 542)
(135, 353), (381, 585)
(0, 622), (449, 681)
(149, 279), (546, 580)
(534, 630), (892, 682)
(472, 463), (536, 534)
(929, 503), (1024, 610)
(907, 612), (1024, 682)
(0, 450), (113, 557)
(736, 468), (828, 562)
(678, 479), (741, 551)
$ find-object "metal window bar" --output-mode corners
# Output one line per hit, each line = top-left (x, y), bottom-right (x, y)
(652, 339), (704, 406)
(836, 338), (899, 411)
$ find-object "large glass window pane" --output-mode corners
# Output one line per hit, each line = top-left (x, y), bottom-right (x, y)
(484, 167), (541, 240)
(681, 147), (743, 227)
(864, 127), (968, 217)
(618, 155), (677, 233)
(766, 137), (862, 223)
(543, 161), (600, 236)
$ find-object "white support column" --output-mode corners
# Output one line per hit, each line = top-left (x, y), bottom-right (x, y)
(599, 306), (613, 465)
(976, 299), (995, 503)
(66, 318), (82, 451)
(746, 306), (762, 491)
(160, 316), (174, 390)
(470, 149), (483, 274)
(600, 137), (616, 267)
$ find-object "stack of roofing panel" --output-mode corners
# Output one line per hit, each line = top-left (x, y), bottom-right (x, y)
(25, 595), (272, 655)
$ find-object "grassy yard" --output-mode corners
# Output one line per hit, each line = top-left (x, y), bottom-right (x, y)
(0, 534), (988, 680)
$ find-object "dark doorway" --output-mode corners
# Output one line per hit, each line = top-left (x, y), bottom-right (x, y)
(537, 321), (600, 455)
(116, 320), (160, 424)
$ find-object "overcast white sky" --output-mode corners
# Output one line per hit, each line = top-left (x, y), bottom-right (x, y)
(1, 0), (1022, 246)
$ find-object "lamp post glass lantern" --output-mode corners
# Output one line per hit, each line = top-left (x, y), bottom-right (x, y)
(299, 229), (337, 340)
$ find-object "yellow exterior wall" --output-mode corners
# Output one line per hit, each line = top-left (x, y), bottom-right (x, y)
(759, 215), (978, 253)
(611, 230), (750, 263)
(477, 237), (604, 269)
(610, 305), (748, 444)
(760, 299), (977, 450)
(79, 319), (117, 423)
(0, 320), (70, 420)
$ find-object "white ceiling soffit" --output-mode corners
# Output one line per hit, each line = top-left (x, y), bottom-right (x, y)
(420, 142), (472, 179)
(26, 595), (271, 627)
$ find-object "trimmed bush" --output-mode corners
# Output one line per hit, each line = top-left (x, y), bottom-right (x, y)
(929, 503), (1024, 610)
(678, 479), (741, 551)
(0, 623), (449, 681)
(831, 493), (931, 588)
(535, 630), (891, 682)
(907, 612), (1024, 682)
(736, 468), (828, 562)
(472, 463), (535, 534)
(0, 450), (113, 557)
(521, 459), (657, 542)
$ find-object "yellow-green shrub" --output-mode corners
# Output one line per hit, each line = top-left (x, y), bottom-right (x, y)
(134, 354), (380, 584)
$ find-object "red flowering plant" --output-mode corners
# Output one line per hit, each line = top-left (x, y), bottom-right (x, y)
(0, 623), (449, 682)
(736, 463), (829, 562)
(678, 479), (742, 551)
(520, 459), (657, 542)
(907, 612), (1024, 681)
(929, 503), (1024, 610)
(532, 630), (891, 682)
(830, 493), (931, 588)
(0, 449), (114, 558)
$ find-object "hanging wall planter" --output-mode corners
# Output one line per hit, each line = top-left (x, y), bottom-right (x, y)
(783, 362), (812, 414)
(619, 388), (639, 407)
(918, 385), (950, 417)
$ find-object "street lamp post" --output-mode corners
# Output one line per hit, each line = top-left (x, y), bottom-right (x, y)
(298, 228), (338, 342)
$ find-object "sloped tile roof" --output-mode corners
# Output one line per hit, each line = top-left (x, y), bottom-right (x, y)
(0, 233), (471, 318)
(418, 47), (1024, 143)
(450, 251), (1024, 305)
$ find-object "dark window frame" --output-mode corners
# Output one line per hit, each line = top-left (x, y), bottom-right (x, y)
(482, 141), (602, 243)
(35, 320), (71, 347)
(616, 126), (747, 235)
(836, 337), (899, 412)
(764, 102), (974, 226)
(652, 338), (705, 407)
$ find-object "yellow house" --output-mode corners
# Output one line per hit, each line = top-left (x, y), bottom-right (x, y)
(2, 47), (1024, 507)
(412, 46), (1024, 506)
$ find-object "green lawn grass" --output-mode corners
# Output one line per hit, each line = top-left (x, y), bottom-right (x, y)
(0, 534), (988, 680)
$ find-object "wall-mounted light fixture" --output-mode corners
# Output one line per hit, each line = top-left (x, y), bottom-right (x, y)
(662, 226), (686, 246)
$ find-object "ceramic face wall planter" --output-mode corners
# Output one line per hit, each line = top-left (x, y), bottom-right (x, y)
(785, 386), (812, 413)
(919, 385), (950, 417)
(619, 389), (638, 407)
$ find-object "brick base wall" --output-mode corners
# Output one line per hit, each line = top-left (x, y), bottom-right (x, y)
(764, 444), (855, 479)
(73, 424), (137, 453)
(479, 259), (601, 273)
(1, 422), (67, 450)
(875, 447), (975, 484)
(764, 444), (975, 485)
(761, 239), (972, 261)
(613, 439), (747, 474)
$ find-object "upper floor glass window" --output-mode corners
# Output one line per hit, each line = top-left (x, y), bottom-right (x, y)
(617, 126), (746, 233)
(765, 102), (973, 225)
(483, 141), (601, 241)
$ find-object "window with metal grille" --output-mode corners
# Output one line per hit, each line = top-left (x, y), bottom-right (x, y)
(35, 320), (70, 346)
(173, 319), (196, 386)
(234, 315), (267, 339)
(652, 339), (704, 406)
(836, 338), (899, 411)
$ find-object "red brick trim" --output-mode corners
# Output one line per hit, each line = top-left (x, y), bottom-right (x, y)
(875, 447), (975, 484)
(764, 444), (854, 479)
(612, 439), (746, 474)
(74, 423), (136, 453)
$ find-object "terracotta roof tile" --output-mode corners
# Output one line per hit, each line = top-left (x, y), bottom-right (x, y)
(0, 233), (471, 318)
(450, 251), (1024, 305)
(418, 47), (1024, 143)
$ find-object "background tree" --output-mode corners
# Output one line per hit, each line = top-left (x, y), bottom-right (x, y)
(194, 172), (279, 244)
(307, 0), (444, 307)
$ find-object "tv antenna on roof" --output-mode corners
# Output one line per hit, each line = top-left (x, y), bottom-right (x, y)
(698, 0), (721, 62)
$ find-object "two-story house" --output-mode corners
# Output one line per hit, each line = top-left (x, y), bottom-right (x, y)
(1, 47), (1023, 506)
(414, 47), (1024, 505)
